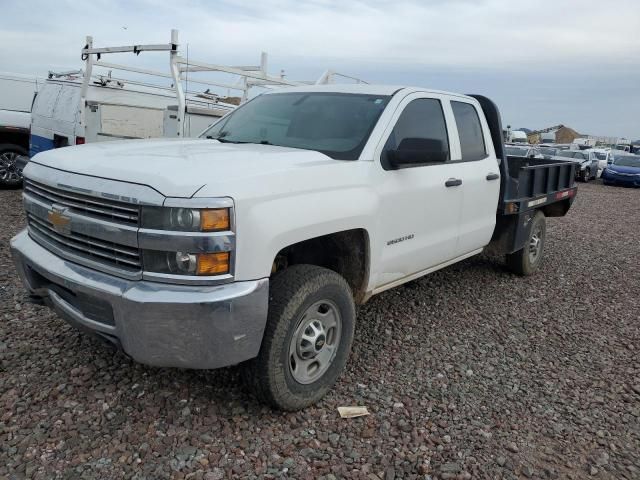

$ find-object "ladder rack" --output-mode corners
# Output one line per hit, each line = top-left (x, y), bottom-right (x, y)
(80, 29), (369, 136)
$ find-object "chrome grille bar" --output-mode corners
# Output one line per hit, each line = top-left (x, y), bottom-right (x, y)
(28, 213), (141, 269)
(24, 179), (139, 225)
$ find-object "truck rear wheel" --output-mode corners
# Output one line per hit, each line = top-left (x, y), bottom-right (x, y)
(506, 210), (546, 276)
(243, 264), (356, 410)
(0, 144), (27, 188)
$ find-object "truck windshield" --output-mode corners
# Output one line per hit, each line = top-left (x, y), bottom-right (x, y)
(201, 92), (390, 160)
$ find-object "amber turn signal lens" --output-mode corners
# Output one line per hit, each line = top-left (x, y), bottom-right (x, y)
(196, 252), (230, 275)
(200, 208), (230, 232)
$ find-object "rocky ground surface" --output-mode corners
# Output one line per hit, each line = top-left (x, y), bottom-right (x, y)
(1, 181), (639, 480)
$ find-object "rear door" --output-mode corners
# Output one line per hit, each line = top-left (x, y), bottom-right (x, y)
(373, 93), (466, 289)
(449, 99), (501, 256)
(30, 82), (63, 156)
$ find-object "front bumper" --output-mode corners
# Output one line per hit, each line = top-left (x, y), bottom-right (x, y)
(601, 171), (640, 187)
(10, 229), (269, 369)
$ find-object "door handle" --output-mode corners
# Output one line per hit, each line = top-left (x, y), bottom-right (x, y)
(445, 178), (463, 187)
(486, 173), (500, 181)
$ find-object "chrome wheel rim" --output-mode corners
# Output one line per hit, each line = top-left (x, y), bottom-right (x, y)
(528, 226), (543, 264)
(288, 300), (342, 385)
(0, 152), (21, 182)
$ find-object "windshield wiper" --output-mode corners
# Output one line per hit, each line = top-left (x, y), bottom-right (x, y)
(213, 137), (248, 144)
(205, 131), (249, 144)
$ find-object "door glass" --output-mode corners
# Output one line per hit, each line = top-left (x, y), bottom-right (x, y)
(451, 101), (487, 161)
(383, 98), (450, 168)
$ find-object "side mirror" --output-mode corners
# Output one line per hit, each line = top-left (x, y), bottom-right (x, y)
(385, 138), (448, 168)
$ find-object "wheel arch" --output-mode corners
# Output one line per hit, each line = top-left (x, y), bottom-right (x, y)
(271, 228), (371, 304)
(0, 128), (30, 152)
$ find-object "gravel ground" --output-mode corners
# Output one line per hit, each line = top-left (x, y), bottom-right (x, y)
(1, 181), (639, 480)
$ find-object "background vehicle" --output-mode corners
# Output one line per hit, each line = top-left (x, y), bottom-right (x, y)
(505, 144), (543, 158)
(539, 146), (558, 159)
(587, 148), (613, 175)
(0, 72), (41, 187)
(554, 149), (599, 181)
(572, 137), (597, 150)
(30, 74), (235, 157)
(601, 154), (640, 187)
(11, 85), (577, 410)
(506, 129), (528, 143)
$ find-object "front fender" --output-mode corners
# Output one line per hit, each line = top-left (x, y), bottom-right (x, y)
(232, 186), (379, 281)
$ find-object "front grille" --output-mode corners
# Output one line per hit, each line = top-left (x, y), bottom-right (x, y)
(24, 178), (142, 276)
(24, 179), (139, 226)
(27, 213), (141, 271)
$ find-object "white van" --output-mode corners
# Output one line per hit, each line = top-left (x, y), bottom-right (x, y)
(508, 130), (529, 143)
(30, 75), (233, 157)
(0, 72), (42, 187)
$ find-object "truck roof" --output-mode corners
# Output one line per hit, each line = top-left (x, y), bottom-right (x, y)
(264, 83), (475, 100)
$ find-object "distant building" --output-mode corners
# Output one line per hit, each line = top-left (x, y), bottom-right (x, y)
(555, 126), (582, 144)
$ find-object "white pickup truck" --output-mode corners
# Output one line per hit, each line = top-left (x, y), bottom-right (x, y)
(11, 85), (578, 410)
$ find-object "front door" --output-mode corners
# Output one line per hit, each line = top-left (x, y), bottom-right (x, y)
(373, 94), (465, 289)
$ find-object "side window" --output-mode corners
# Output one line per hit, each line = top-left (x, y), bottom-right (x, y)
(451, 101), (487, 161)
(382, 98), (450, 169)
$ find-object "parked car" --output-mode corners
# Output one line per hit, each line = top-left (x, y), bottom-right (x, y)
(0, 72), (41, 187)
(505, 144), (543, 159)
(11, 85), (578, 410)
(554, 150), (599, 182)
(601, 154), (640, 187)
(587, 148), (614, 176)
(539, 146), (558, 159)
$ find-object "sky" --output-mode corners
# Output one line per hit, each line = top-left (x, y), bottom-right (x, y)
(1, 0), (639, 139)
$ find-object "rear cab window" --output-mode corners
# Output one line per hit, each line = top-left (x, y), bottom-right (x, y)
(451, 101), (487, 161)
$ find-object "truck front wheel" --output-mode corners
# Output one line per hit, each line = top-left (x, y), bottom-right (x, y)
(243, 264), (356, 410)
(506, 211), (546, 276)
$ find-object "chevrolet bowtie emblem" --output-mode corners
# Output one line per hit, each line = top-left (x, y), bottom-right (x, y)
(48, 206), (71, 235)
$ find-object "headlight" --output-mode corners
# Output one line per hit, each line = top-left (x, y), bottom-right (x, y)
(140, 204), (234, 280)
(143, 250), (231, 276)
(141, 207), (230, 232)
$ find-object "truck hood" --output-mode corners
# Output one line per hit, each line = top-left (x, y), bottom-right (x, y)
(30, 138), (346, 198)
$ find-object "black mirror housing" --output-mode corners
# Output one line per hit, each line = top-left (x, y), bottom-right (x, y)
(385, 138), (448, 168)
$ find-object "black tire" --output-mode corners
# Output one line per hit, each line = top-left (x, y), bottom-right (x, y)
(243, 264), (356, 410)
(0, 144), (28, 188)
(581, 168), (590, 183)
(505, 210), (546, 276)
